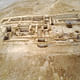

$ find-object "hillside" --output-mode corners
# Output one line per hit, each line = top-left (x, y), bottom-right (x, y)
(0, 0), (80, 19)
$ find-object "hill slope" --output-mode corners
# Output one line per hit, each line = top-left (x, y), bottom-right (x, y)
(0, 0), (80, 19)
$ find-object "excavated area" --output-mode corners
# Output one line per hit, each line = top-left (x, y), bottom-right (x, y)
(0, 15), (80, 80)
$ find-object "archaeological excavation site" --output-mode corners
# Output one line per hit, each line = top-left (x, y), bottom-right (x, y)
(0, 0), (80, 80)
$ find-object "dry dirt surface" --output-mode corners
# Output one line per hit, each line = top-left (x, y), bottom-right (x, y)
(0, 52), (80, 80)
(0, 41), (80, 80)
(0, 0), (80, 19)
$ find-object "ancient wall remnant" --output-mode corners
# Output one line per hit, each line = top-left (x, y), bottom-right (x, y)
(0, 14), (80, 47)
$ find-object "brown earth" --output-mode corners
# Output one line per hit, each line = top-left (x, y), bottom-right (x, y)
(0, 53), (80, 80)
(0, 0), (80, 19)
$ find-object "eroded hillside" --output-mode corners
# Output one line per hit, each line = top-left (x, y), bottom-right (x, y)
(0, 0), (80, 19)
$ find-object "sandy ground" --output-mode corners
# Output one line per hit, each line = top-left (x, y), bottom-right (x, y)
(0, 50), (80, 80)
(0, 41), (80, 80)
(0, 0), (80, 19)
